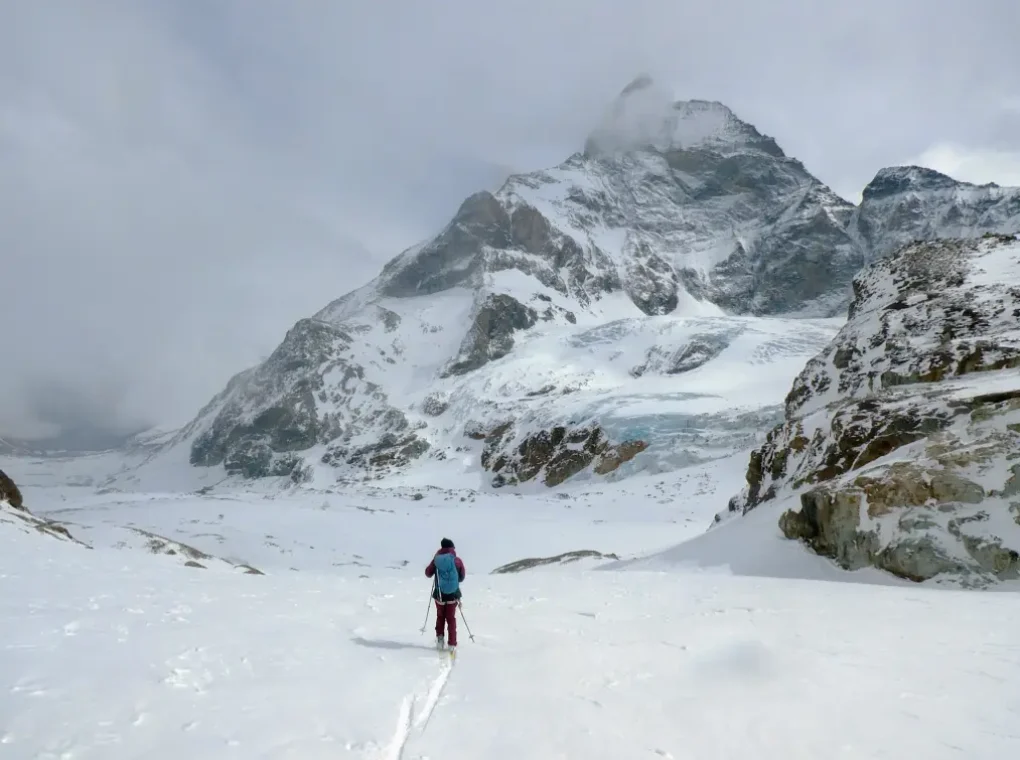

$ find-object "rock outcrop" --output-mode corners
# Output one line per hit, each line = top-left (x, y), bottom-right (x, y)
(0, 468), (24, 510)
(727, 234), (1020, 587)
(186, 315), (426, 482)
(480, 422), (648, 487)
(0, 469), (87, 545)
(491, 550), (621, 574)
(852, 166), (1020, 261)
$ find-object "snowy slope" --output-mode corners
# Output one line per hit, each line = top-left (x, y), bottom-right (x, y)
(107, 308), (840, 493)
(3, 489), (1020, 759)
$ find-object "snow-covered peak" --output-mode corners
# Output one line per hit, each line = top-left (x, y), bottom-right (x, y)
(584, 76), (782, 158)
(48, 85), (1020, 495)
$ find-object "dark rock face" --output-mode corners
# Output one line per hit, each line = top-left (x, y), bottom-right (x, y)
(322, 433), (430, 476)
(742, 401), (954, 510)
(442, 294), (540, 377)
(379, 192), (509, 297)
(727, 235), (1020, 587)
(480, 422), (648, 487)
(0, 468), (24, 510)
(189, 318), (413, 480)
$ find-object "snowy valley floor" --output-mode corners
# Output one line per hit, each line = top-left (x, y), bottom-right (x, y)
(3, 531), (1020, 760)
(3, 453), (1020, 759)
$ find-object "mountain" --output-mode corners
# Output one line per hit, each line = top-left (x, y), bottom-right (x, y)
(112, 77), (1020, 490)
(851, 165), (1020, 258)
(718, 233), (1020, 587)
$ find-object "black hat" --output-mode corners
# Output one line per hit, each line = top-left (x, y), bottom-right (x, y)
(440, 537), (454, 549)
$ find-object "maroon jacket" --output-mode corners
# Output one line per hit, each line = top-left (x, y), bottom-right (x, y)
(425, 547), (466, 601)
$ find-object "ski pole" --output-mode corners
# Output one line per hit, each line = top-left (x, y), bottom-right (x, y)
(419, 580), (436, 634)
(457, 600), (476, 642)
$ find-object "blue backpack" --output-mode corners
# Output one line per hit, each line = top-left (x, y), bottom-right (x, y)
(434, 553), (460, 596)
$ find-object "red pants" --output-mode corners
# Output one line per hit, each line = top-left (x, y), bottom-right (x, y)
(435, 601), (458, 646)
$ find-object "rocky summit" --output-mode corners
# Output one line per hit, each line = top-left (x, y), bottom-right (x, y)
(128, 77), (1020, 489)
(725, 234), (1020, 587)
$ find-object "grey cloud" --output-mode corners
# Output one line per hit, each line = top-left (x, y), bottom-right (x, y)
(2, 0), (1019, 443)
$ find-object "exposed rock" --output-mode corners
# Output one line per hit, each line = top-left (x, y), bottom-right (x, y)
(126, 528), (264, 575)
(737, 235), (1020, 587)
(421, 393), (450, 417)
(184, 316), (417, 480)
(0, 468), (24, 511)
(442, 294), (539, 376)
(1, 474), (89, 547)
(480, 423), (647, 487)
(322, 433), (430, 474)
(378, 191), (509, 297)
(853, 167), (1020, 262)
(1, 508), (90, 546)
(134, 528), (213, 561)
(631, 330), (738, 377)
(594, 440), (650, 475)
(491, 550), (621, 574)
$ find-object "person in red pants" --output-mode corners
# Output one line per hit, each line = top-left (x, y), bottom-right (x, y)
(425, 538), (466, 651)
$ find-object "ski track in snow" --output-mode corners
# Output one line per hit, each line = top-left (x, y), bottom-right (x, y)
(413, 656), (454, 732)
(381, 694), (414, 760)
(3, 454), (1020, 758)
(382, 656), (454, 759)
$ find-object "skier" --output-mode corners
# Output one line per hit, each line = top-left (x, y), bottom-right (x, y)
(425, 537), (465, 651)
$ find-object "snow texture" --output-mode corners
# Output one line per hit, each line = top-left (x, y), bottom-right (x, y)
(2, 483), (1020, 760)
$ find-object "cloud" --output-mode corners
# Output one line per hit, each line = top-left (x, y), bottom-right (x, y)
(908, 144), (1020, 188)
(2, 0), (1020, 442)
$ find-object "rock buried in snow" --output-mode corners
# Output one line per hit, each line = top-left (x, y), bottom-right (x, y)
(491, 550), (621, 574)
(0, 471), (89, 547)
(125, 528), (265, 575)
(728, 234), (1020, 587)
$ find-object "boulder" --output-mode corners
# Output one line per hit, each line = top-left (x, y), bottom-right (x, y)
(0, 468), (24, 511)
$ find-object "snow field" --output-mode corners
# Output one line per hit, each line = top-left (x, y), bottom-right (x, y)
(3, 523), (1020, 760)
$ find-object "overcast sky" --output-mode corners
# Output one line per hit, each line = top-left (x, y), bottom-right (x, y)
(2, 0), (1020, 442)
